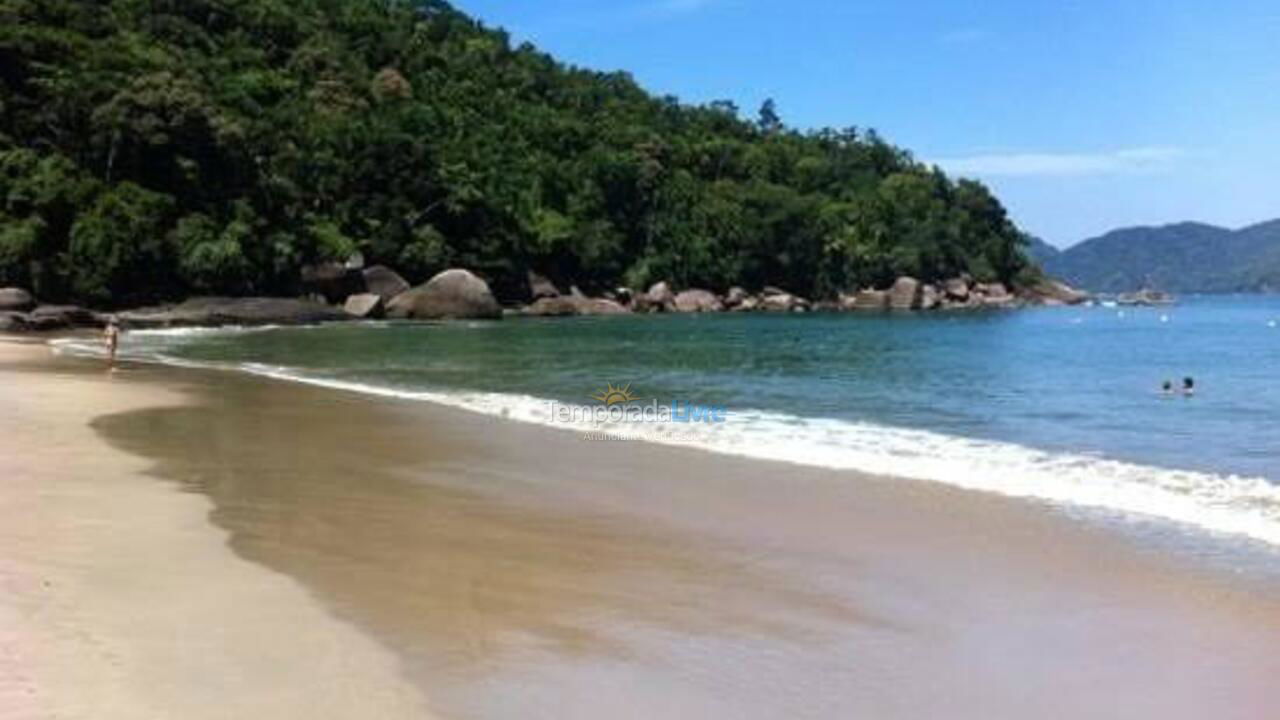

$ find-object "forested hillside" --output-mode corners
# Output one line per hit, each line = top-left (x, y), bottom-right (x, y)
(1045, 221), (1280, 293)
(0, 0), (1034, 307)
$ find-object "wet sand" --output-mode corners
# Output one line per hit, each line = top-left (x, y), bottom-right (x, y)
(6, 339), (1280, 719)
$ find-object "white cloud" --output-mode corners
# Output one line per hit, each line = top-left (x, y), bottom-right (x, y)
(933, 147), (1187, 177)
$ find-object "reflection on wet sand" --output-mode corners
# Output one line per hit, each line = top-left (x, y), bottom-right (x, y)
(93, 377), (872, 673)
(91, 370), (1280, 720)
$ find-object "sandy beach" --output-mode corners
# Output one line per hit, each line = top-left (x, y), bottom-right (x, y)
(4, 337), (1280, 719)
(0, 340), (432, 719)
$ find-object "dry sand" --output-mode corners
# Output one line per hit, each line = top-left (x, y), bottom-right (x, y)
(4, 337), (1280, 719)
(0, 340), (433, 719)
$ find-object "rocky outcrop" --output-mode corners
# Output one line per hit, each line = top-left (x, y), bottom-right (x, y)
(630, 282), (672, 313)
(0, 288), (35, 312)
(0, 304), (103, 332)
(849, 289), (888, 311)
(361, 266), (410, 303)
(640, 282), (676, 313)
(888, 277), (922, 310)
(29, 305), (103, 329)
(343, 293), (385, 319)
(523, 297), (579, 317)
(920, 284), (940, 310)
(1020, 279), (1090, 306)
(119, 298), (349, 328)
(759, 288), (809, 313)
(0, 312), (28, 332)
(974, 282), (1016, 307)
(526, 271), (561, 301)
(587, 298), (631, 315)
(673, 289), (724, 313)
(724, 287), (749, 309)
(943, 277), (971, 303)
(385, 269), (502, 320)
(524, 296), (630, 316)
(301, 262), (366, 304)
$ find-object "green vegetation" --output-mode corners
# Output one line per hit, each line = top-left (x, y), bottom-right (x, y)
(1045, 221), (1280, 294)
(0, 0), (1035, 306)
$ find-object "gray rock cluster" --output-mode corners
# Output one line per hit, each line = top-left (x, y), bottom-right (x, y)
(0, 268), (1090, 334)
(513, 274), (1087, 318)
(298, 260), (501, 321)
(0, 288), (105, 332)
(118, 297), (350, 328)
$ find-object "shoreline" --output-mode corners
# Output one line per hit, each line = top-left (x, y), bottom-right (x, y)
(0, 340), (433, 719)
(8, 336), (1279, 718)
(52, 316), (1280, 552)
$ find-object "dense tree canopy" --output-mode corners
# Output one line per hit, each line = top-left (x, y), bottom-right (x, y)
(0, 0), (1036, 306)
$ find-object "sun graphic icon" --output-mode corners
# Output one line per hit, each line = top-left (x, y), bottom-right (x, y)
(591, 383), (638, 406)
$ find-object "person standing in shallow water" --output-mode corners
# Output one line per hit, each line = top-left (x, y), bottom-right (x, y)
(103, 319), (120, 369)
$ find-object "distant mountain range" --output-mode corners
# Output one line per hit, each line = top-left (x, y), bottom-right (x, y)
(1036, 220), (1280, 294)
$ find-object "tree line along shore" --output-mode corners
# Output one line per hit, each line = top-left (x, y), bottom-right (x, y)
(2, 0), (1050, 321)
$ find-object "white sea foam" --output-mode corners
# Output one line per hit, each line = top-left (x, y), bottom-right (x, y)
(48, 335), (1280, 548)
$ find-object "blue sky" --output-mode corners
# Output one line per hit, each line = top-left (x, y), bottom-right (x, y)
(455, 0), (1280, 248)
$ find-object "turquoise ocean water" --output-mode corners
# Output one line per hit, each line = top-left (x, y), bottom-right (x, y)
(61, 296), (1280, 547)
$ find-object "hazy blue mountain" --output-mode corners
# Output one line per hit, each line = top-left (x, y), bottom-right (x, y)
(1044, 220), (1280, 293)
(1023, 236), (1061, 266)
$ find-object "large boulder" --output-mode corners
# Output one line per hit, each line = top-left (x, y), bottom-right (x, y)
(301, 262), (366, 304)
(523, 297), (579, 317)
(974, 282), (1016, 307)
(524, 296), (631, 317)
(759, 286), (809, 313)
(28, 305), (102, 329)
(527, 270), (561, 301)
(673, 289), (724, 313)
(580, 298), (630, 315)
(888, 277), (922, 310)
(975, 282), (1009, 298)
(361, 266), (410, 303)
(119, 298), (349, 328)
(343, 293), (385, 319)
(632, 282), (672, 313)
(920, 284), (940, 310)
(638, 281), (675, 313)
(760, 291), (809, 313)
(724, 287), (750, 309)
(851, 289), (888, 311)
(0, 288), (35, 312)
(385, 269), (502, 320)
(943, 277), (971, 302)
(0, 312), (28, 332)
